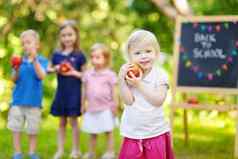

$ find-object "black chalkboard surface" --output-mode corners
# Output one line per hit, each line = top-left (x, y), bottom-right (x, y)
(175, 16), (238, 91)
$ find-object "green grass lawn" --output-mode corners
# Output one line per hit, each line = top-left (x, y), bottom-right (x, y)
(0, 112), (236, 159)
(173, 111), (235, 159)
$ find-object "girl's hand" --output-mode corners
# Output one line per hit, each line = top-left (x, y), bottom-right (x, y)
(118, 63), (133, 82)
(125, 68), (143, 87)
(54, 65), (60, 73)
(60, 68), (77, 76)
(59, 64), (76, 76)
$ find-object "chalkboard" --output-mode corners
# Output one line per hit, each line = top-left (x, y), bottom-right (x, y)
(174, 16), (238, 93)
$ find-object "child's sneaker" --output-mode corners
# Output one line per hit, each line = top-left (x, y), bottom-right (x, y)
(82, 152), (95, 159)
(70, 150), (81, 159)
(12, 153), (23, 159)
(101, 152), (115, 159)
(53, 151), (64, 159)
(29, 153), (40, 159)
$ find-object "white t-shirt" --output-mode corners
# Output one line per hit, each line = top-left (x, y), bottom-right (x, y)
(120, 66), (170, 139)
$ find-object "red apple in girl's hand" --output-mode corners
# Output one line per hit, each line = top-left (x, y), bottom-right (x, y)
(10, 55), (22, 69)
(126, 63), (143, 78)
(59, 61), (72, 73)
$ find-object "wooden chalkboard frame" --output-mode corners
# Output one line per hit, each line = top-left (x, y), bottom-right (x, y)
(171, 16), (238, 158)
(174, 16), (238, 94)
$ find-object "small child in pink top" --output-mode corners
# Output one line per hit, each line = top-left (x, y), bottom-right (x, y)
(81, 43), (118, 159)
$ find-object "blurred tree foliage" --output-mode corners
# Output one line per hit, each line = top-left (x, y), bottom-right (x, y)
(1, 0), (238, 118)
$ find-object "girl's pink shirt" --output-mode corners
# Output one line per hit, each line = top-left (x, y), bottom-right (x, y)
(82, 68), (117, 112)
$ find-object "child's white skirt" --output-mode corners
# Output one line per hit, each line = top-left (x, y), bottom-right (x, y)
(81, 109), (115, 134)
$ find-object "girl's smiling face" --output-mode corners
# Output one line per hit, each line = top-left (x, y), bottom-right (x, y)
(60, 26), (77, 49)
(128, 44), (158, 73)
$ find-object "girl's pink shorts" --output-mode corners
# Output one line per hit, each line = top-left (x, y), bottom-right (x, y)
(118, 132), (175, 159)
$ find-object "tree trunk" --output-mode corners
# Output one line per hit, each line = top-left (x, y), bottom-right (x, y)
(151, 0), (193, 19)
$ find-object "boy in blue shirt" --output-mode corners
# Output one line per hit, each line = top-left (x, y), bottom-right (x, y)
(7, 29), (48, 159)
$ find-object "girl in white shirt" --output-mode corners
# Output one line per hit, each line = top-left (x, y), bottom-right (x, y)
(118, 29), (175, 159)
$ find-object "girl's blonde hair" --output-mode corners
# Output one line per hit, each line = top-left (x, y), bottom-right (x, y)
(90, 43), (111, 67)
(59, 20), (80, 52)
(124, 29), (160, 60)
(20, 29), (40, 42)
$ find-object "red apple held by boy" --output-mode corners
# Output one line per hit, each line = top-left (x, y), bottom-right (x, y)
(10, 55), (22, 70)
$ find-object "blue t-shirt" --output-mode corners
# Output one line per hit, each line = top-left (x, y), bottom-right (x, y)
(11, 54), (48, 108)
